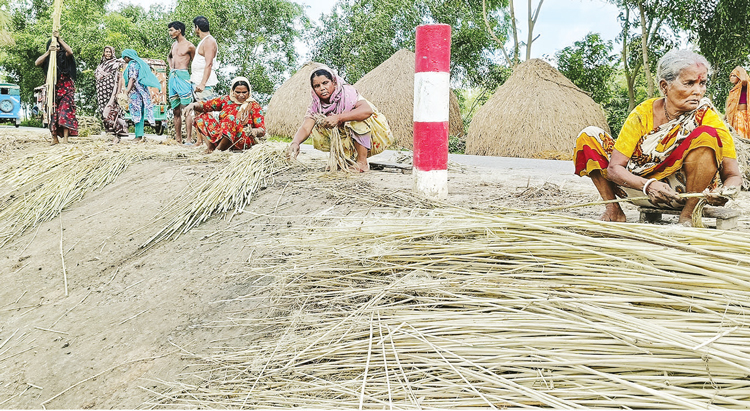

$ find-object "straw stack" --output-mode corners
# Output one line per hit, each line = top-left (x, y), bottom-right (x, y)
(265, 62), (320, 138)
(466, 59), (610, 159)
(354, 49), (464, 149)
(149, 206), (750, 409)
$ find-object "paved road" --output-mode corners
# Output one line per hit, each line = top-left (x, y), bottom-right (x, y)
(2, 125), (576, 179)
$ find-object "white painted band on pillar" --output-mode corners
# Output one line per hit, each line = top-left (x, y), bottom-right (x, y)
(413, 72), (450, 123)
(413, 169), (448, 200)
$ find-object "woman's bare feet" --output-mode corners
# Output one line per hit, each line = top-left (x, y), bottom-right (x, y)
(350, 160), (369, 173)
(50, 138), (59, 146)
(600, 204), (627, 222)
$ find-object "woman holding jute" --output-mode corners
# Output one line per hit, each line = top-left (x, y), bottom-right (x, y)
(287, 64), (393, 172)
(35, 34), (79, 145)
(185, 76), (266, 153)
(574, 49), (742, 226)
(94, 46), (128, 141)
(726, 66), (749, 140)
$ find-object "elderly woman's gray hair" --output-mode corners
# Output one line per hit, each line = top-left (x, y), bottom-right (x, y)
(657, 50), (712, 91)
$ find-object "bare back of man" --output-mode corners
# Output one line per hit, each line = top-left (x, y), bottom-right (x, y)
(167, 22), (196, 144)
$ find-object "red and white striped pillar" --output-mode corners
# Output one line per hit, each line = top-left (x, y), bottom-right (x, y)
(413, 24), (451, 200)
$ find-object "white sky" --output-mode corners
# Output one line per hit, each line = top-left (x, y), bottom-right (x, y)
(128, 0), (622, 61)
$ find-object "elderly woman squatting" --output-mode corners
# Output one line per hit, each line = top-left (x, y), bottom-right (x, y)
(574, 49), (742, 225)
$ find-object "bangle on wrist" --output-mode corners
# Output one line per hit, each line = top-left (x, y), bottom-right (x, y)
(642, 178), (657, 196)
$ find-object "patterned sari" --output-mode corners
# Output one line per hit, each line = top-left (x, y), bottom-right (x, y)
(94, 47), (127, 136)
(50, 72), (79, 138)
(574, 98), (736, 207)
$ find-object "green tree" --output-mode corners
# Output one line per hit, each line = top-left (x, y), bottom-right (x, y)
(669, 0), (750, 106)
(309, 0), (509, 90)
(556, 33), (616, 105)
(171, 0), (308, 101)
(0, 0), (308, 111)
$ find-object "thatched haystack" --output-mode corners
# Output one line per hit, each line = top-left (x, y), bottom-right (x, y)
(466, 59), (610, 159)
(354, 49), (464, 150)
(265, 62), (320, 138)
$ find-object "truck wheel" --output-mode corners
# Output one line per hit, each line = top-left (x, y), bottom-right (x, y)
(155, 122), (165, 135)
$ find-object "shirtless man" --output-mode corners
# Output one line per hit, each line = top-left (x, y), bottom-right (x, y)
(167, 21), (195, 144)
(190, 15), (219, 147)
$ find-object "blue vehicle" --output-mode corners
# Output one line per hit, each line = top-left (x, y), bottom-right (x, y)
(0, 83), (22, 128)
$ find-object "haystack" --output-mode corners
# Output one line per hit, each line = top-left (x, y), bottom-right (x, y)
(354, 49), (464, 150)
(265, 62), (320, 138)
(466, 59), (610, 159)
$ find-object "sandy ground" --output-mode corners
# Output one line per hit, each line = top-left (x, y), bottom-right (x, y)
(1, 126), (749, 408)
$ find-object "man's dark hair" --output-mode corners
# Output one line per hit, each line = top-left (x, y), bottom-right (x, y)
(310, 69), (333, 86)
(168, 21), (186, 36)
(193, 16), (209, 33)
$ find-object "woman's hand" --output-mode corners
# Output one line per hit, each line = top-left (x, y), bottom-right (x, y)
(320, 114), (340, 128)
(703, 185), (740, 207)
(287, 142), (301, 159)
(645, 180), (683, 205)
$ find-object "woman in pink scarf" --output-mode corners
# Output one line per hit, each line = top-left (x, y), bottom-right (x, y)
(287, 64), (392, 172)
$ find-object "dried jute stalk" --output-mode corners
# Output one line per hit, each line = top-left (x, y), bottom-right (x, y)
(313, 114), (355, 172)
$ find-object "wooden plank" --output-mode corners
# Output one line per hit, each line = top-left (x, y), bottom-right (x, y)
(369, 161), (412, 174)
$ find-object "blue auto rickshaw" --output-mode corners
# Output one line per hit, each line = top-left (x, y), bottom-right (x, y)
(0, 83), (22, 128)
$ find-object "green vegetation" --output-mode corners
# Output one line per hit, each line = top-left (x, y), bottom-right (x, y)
(0, 0), (746, 138)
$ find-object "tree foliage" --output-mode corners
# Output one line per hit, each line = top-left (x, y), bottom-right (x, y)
(308, 0), (509, 90)
(669, 0), (750, 105)
(0, 0), (307, 113)
(556, 33), (616, 105)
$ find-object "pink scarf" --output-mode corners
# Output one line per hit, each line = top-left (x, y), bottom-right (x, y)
(306, 64), (359, 117)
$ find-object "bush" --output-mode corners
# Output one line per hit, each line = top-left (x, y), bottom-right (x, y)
(20, 118), (43, 128)
(448, 135), (466, 154)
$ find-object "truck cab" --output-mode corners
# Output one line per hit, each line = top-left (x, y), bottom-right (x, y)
(0, 83), (22, 128)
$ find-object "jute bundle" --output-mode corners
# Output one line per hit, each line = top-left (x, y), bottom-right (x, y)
(466, 59), (610, 158)
(142, 142), (293, 249)
(309, 113), (355, 172)
(149, 205), (750, 409)
(76, 115), (103, 137)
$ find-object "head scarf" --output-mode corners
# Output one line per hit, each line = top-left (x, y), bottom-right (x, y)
(306, 64), (359, 117)
(230, 76), (255, 125)
(726, 66), (749, 124)
(121, 49), (162, 91)
(42, 38), (77, 81)
(95, 46), (123, 80)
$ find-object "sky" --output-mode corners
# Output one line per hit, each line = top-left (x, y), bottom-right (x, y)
(130, 0), (623, 61)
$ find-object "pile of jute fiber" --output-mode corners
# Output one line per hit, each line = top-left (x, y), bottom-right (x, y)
(0, 140), (219, 247)
(147, 207), (750, 409)
(142, 142), (294, 249)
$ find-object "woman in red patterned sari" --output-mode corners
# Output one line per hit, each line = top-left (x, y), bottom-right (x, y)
(573, 50), (742, 225)
(35, 35), (78, 145)
(187, 77), (265, 153)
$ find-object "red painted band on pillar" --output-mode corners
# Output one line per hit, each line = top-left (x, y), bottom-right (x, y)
(415, 24), (451, 73)
(413, 121), (449, 171)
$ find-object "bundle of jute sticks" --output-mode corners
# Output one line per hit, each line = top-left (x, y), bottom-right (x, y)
(149, 207), (750, 409)
(0, 141), (216, 247)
